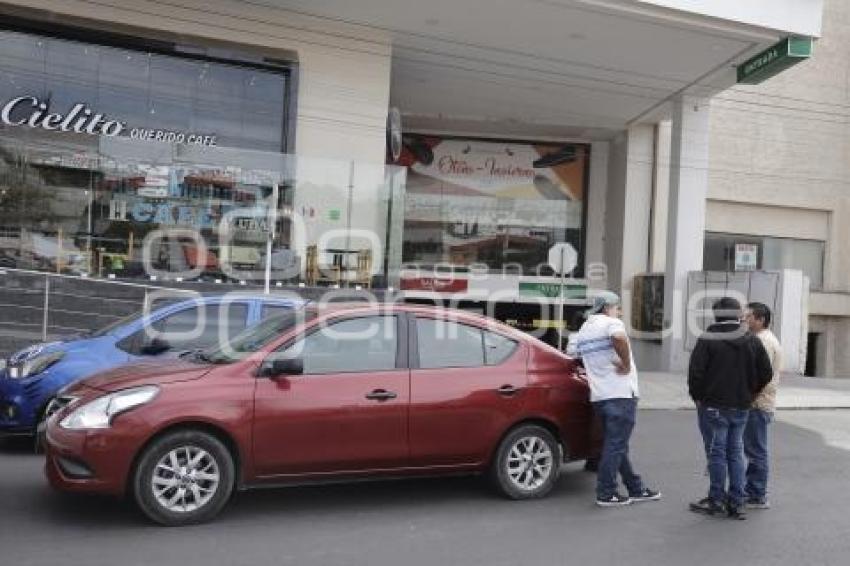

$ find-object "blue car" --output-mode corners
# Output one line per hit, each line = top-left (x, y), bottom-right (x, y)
(0, 294), (304, 435)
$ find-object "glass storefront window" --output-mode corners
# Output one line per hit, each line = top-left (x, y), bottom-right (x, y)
(394, 136), (588, 277)
(0, 28), (306, 283)
(704, 231), (825, 289)
(0, 132), (404, 287)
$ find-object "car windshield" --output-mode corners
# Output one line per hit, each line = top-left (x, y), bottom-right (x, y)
(89, 310), (144, 338)
(200, 309), (315, 364)
(89, 298), (189, 338)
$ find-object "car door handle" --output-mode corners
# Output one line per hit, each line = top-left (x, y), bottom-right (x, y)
(365, 389), (397, 401)
(497, 385), (521, 397)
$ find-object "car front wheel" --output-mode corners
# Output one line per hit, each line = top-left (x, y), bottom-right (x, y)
(491, 424), (561, 500)
(133, 430), (235, 526)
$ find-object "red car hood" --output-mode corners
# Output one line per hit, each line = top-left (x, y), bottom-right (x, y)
(79, 360), (214, 392)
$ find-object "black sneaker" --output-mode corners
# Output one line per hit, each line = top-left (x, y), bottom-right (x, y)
(596, 493), (632, 507)
(746, 497), (771, 509)
(630, 488), (662, 503)
(727, 505), (748, 520)
(689, 497), (726, 516)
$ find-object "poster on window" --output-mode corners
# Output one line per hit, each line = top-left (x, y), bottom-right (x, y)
(393, 135), (589, 275)
(734, 243), (758, 271)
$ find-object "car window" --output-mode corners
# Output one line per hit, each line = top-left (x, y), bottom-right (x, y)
(484, 331), (518, 366)
(90, 299), (185, 338)
(416, 318), (484, 369)
(151, 303), (248, 352)
(202, 310), (316, 363)
(90, 309), (143, 338)
(275, 316), (398, 374)
(260, 304), (292, 320)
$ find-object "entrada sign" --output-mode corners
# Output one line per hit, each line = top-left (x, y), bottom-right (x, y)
(737, 36), (813, 85)
(0, 95), (217, 147)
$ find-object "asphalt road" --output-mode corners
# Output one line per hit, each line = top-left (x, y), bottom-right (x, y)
(2, 410), (849, 566)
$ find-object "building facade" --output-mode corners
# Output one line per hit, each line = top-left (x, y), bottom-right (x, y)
(703, 0), (850, 377)
(0, 0), (828, 373)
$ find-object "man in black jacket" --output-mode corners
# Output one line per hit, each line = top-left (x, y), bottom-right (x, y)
(688, 297), (773, 520)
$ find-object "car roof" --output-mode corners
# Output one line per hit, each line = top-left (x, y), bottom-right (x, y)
(305, 302), (530, 341)
(161, 294), (306, 307)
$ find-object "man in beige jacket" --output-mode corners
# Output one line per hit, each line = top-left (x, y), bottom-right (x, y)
(744, 302), (782, 509)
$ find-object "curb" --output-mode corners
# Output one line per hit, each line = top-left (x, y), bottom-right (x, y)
(640, 405), (850, 411)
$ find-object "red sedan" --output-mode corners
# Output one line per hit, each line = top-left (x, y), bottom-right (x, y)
(43, 304), (595, 525)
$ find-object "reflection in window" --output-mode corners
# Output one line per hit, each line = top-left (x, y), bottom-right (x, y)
(703, 232), (825, 289)
(484, 331), (518, 366)
(416, 318), (485, 369)
(0, 29), (290, 281)
(150, 303), (248, 350)
(282, 316), (398, 374)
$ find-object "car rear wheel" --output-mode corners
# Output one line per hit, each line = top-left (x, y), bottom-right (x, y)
(133, 430), (234, 526)
(491, 424), (561, 500)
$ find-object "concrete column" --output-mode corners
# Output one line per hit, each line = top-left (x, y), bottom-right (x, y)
(650, 120), (671, 273)
(619, 124), (655, 305)
(604, 133), (627, 293)
(586, 141), (610, 290)
(662, 95), (711, 371)
(603, 125), (654, 299)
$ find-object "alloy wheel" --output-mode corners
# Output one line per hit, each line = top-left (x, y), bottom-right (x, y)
(151, 445), (220, 513)
(505, 435), (554, 492)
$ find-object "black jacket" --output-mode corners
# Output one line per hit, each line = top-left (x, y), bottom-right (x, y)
(688, 321), (773, 410)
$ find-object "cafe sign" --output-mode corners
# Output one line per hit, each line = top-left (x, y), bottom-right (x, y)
(0, 95), (218, 147)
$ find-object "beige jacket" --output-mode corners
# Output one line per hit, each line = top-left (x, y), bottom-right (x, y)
(753, 329), (782, 412)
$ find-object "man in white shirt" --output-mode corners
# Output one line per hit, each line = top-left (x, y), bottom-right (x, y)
(744, 302), (782, 509)
(575, 291), (660, 507)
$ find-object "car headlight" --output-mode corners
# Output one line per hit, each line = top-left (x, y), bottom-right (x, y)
(8, 351), (64, 379)
(59, 386), (159, 430)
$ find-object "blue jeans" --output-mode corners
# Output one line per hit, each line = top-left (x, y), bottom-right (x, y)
(594, 397), (645, 499)
(697, 403), (711, 458)
(744, 409), (773, 500)
(699, 406), (750, 507)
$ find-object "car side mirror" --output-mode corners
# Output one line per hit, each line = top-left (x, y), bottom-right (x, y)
(263, 357), (303, 377)
(141, 337), (171, 356)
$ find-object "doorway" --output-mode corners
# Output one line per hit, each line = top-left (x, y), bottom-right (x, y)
(805, 332), (820, 377)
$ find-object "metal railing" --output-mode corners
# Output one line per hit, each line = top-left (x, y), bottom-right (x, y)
(0, 268), (199, 356)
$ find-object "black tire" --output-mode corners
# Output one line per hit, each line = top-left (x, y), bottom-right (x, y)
(490, 424), (562, 500)
(133, 430), (235, 526)
(32, 402), (51, 453)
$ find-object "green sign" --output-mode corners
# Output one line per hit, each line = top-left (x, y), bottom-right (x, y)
(328, 209), (341, 221)
(737, 36), (813, 85)
(519, 282), (586, 299)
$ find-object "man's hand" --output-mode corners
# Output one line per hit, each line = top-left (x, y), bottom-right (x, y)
(611, 333), (632, 375)
(613, 359), (631, 375)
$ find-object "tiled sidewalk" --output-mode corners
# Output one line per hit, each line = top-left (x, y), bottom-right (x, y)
(639, 372), (850, 410)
